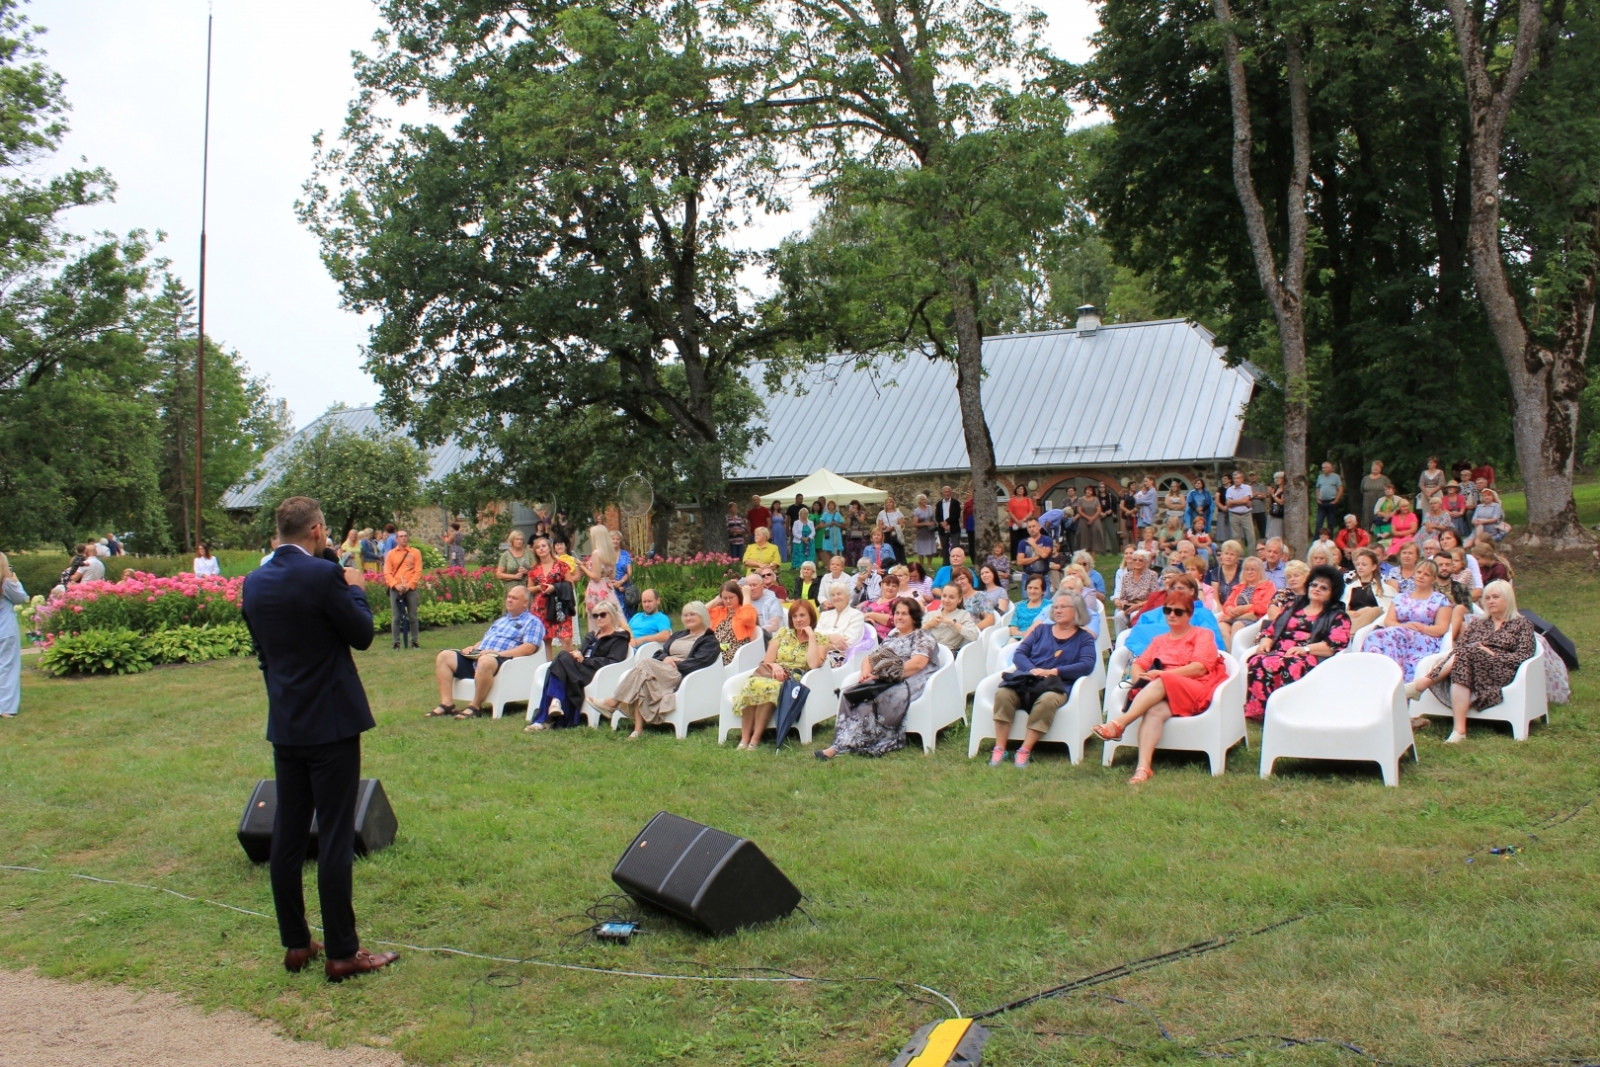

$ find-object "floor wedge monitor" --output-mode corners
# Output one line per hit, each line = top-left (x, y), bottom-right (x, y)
(612, 811), (800, 936)
(237, 778), (397, 863)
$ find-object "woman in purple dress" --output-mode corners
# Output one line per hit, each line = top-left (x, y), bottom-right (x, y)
(1361, 560), (1452, 682)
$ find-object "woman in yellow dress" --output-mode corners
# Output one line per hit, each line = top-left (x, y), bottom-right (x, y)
(742, 525), (782, 573)
(731, 600), (824, 749)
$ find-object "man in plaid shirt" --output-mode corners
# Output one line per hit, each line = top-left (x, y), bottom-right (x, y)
(429, 585), (545, 719)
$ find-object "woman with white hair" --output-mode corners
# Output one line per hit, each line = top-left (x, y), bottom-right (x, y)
(0, 552), (28, 717)
(816, 581), (867, 666)
(577, 524), (623, 616)
(596, 601), (721, 739)
(817, 554), (855, 606)
(1406, 579), (1535, 742)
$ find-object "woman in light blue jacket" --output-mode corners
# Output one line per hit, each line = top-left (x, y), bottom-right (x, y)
(0, 552), (28, 717)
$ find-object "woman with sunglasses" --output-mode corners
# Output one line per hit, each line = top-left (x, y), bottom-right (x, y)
(1242, 564), (1352, 721)
(1093, 588), (1229, 784)
(525, 600), (632, 731)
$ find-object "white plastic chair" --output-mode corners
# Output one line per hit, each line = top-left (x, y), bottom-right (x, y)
(452, 646), (547, 718)
(1347, 619), (1380, 652)
(901, 643), (964, 753)
(1230, 618), (1264, 660)
(1259, 652), (1415, 786)
(1094, 600), (1111, 659)
(523, 645), (636, 727)
(1409, 642), (1547, 740)
(716, 665), (759, 744)
(983, 624), (1014, 675)
(957, 637), (988, 697)
(1100, 649), (1246, 776)
(968, 648), (1107, 764)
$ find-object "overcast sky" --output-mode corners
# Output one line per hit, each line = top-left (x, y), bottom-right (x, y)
(34, 1), (1100, 429)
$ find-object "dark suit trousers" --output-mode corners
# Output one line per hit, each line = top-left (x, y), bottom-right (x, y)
(271, 735), (361, 959)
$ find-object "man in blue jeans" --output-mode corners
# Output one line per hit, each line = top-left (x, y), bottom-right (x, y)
(1314, 461), (1344, 539)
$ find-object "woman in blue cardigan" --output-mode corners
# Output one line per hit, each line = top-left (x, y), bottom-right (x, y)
(988, 592), (1098, 766)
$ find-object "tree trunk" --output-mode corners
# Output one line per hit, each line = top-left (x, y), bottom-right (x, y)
(1448, 0), (1593, 548)
(651, 499), (675, 561)
(1214, 0), (1313, 554)
(947, 275), (1004, 554)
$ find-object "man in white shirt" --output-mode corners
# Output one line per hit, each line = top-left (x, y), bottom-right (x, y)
(1223, 470), (1257, 551)
(748, 572), (784, 633)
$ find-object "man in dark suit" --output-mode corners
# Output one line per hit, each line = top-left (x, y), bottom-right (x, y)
(933, 485), (960, 563)
(241, 496), (399, 982)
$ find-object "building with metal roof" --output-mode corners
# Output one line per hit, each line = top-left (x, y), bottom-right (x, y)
(219, 405), (478, 511)
(730, 316), (1261, 493)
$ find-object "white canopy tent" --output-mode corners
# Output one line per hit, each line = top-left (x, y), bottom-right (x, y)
(763, 467), (889, 505)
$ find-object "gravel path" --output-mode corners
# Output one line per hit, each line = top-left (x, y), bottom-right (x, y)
(0, 969), (404, 1067)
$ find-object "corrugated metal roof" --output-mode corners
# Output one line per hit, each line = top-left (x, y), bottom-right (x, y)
(220, 406), (478, 509)
(729, 319), (1254, 481)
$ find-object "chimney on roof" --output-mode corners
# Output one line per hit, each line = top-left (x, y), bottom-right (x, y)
(1075, 304), (1101, 335)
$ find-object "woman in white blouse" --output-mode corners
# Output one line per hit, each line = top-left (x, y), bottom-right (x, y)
(815, 582), (867, 667)
(877, 495), (906, 563)
(193, 542), (222, 576)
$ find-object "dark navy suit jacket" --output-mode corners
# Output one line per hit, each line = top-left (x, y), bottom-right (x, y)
(242, 545), (376, 746)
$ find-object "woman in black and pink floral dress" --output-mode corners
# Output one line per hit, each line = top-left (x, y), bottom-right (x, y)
(1245, 565), (1353, 721)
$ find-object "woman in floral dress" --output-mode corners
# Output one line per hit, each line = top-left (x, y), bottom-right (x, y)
(1244, 565), (1353, 720)
(1361, 559), (1452, 682)
(526, 536), (573, 657)
(1407, 579), (1536, 743)
(732, 600), (823, 749)
(816, 598), (939, 759)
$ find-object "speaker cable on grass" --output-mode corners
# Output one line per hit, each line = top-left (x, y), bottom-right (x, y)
(0, 863), (962, 1017)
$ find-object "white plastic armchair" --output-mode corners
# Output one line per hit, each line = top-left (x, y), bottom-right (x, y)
(1231, 619), (1265, 660)
(957, 637), (988, 697)
(716, 665), (759, 744)
(1094, 600), (1112, 659)
(1347, 619), (1380, 652)
(983, 624), (1014, 675)
(902, 643), (964, 753)
(1410, 641), (1547, 740)
(1100, 649), (1246, 776)
(453, 646), (547, 719)
(522, 645), (636, 727)
(969, 648), (1107, 764)
(794, 633), (878, 744)
(1259, 652), (1415, 786)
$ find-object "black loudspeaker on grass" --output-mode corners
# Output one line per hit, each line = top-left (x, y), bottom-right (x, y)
(612, 811), (801, 937)
(237, 779), (398, 864)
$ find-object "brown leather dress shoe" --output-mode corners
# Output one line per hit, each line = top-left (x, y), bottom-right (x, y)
(283, 940), (324, 973)
(325, 948), (400, 983)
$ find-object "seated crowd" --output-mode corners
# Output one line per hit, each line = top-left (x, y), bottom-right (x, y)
(415, 455), (1545, 771)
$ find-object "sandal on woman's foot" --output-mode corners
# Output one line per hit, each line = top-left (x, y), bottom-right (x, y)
(1128, 767), (1154, 785)
(626, 732), (642, 741)
(1092, 722), (1124, 742)
(524, 721), (546, 732)
(1013, 748), (1033, 768)
(735, 741), (747, 751)
(425, 704), (456, 718)
(548, 700), (564, 719)
(453, 706), (482, 720)
(1409, 714), (1429, 730)
(988, 747), (1009, 766)
(1444, 731), (1466, 744)
(814, 748), (836, 761)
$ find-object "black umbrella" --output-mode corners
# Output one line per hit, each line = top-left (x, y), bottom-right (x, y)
(772, 680), (811, 750)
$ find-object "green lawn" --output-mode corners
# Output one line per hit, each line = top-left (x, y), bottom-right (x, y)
(2, 559), (1599, 1066)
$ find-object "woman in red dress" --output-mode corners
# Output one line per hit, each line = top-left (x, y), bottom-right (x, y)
(526, 536), (574, 658)
(1093, 589), (1229, 784)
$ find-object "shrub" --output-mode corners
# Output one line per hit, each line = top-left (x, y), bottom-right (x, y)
(39, 629), (152, 677)
(416, 543), (446, 569)
(144, 624), (254, 665)
(35, 572), (245, 638)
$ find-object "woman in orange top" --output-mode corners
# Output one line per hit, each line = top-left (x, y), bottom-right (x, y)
(1094, 589), (1229, 784)
(707, 580), (758, 665)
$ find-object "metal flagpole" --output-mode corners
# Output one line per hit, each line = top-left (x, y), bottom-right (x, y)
(194, 9), (213, 550)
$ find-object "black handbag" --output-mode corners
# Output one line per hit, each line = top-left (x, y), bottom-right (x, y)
(547, 580), (574, 624)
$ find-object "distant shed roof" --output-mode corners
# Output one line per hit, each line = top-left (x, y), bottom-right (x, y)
(730, 319), (1256, 482)
(220, 406), (476, 510)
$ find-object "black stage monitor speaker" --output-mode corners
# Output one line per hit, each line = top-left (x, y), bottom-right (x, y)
(237, 778), (398, 864)
(612, 811), (801, 937)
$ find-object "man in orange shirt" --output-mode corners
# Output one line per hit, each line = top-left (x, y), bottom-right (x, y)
(384, 529), (424, 649)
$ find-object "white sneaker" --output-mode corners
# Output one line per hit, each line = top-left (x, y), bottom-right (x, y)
(1444, 731), (1466, 744)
